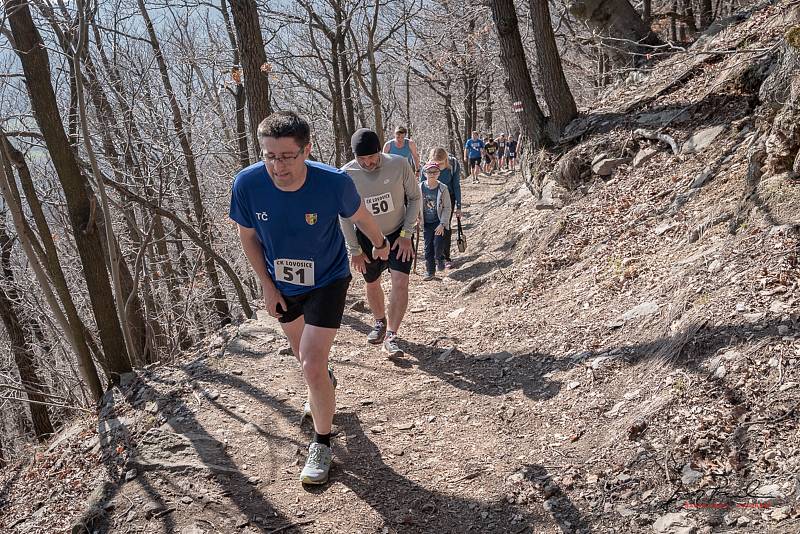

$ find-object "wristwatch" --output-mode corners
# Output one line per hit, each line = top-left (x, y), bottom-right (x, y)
(399, 229), (411, 238)
(374, 236), (389, 250)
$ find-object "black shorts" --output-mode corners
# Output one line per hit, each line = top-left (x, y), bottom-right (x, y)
(277, 275), (351, 329)
(469, 157), (482, 169)
(356, 226), (412, 283)
(508, 152), (516, 159)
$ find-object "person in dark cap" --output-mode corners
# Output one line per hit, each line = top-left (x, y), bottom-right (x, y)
(339, 128), (421, 358)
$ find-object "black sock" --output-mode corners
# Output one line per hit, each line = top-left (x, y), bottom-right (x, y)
(314, 432), (331, 447)
(376, 317), (386, 325)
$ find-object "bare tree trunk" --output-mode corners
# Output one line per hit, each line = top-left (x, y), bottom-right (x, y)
(530, 0), (578, 132)
(137, 0), (232, 326)
(220, 0), (251, 169)
(490, 0), (549, 147)
(0, 144), (105, 402)
(699, 0), (714, 29)
(643, 0), (652, 23)
(483, 82), (493, 133)
(6, 0), (132, 378)
(568, 0), (663, 67)
(444, 93), (457, 156)
(0, 225), (55, 440)
(228, 0), (273, 157)
(74, 0), (142, 366)
(671, 1), (679, 41)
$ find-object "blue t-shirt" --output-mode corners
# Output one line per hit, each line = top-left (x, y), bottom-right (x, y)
(464, 138), (484, 159)
(229, 160), (361, 296)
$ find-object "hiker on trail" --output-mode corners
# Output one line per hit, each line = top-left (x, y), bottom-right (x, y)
(341, 129), (421, 358)
(484, 135), (499, 174)
(463, 131), (484, 184)
(496, 133), (507, 170)
(418, 161), (453, 281)
(506, 135), (518, 172)
(421, 147), (462, 269)
(383, 125), (421, 173)
(230, 112), (389, 485)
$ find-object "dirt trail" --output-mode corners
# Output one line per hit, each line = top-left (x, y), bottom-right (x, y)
(103, 171), (568, 534)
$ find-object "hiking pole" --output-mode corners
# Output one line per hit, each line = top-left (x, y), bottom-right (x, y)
(413, 222), (420, 274)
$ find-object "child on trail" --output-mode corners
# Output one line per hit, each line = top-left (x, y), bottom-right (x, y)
(422, 147), (462, 269)
(418, 162), (453, 281)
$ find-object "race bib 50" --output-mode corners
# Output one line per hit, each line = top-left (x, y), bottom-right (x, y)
(364, 192), (395, 216)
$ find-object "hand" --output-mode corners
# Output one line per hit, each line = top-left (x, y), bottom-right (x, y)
(455, 209), (462, 219)
(392, 236), (414, 262)
(372, 239), (390, 261)
(351, 253), (370, 274)
(263, 283), (287, 319)
(435, 224), (445, 236)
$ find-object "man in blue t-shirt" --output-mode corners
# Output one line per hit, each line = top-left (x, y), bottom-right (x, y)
(463, 131), (485, 184)
(230, 111), (388, 485)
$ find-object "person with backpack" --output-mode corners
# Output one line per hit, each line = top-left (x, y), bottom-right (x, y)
(422, 147), (462, 269)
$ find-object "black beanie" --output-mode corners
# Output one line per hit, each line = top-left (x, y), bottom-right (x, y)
(351, 128), (381, 156)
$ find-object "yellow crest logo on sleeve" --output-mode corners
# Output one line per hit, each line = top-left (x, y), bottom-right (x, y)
(305, 213), (318, 225)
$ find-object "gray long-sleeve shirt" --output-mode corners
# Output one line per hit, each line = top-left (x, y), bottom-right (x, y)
(339, 153), (421, 255)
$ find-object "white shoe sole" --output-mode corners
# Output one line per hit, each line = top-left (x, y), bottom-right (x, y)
(382, 345), (404, 357)
(300, 472), (329, 485)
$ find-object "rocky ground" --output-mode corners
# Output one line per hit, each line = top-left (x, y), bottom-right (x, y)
(2, 1), (800, 533)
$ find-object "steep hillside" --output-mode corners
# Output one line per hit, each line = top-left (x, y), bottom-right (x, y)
(1, 2), (799, 533)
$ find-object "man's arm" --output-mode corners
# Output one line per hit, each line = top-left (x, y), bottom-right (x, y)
(349, 204), (389, 260)
(237, 225), (286, 318)
(339, 215), (362, 256)
(409, 139), (421, 172)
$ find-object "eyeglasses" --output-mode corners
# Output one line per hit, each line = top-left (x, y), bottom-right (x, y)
(262, 147), (304, 164)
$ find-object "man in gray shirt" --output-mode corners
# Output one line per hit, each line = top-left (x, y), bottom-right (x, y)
(340, 129), (421, 357)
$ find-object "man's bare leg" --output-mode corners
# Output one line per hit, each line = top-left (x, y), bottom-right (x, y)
(365, 279), (386, 322)
(299, 325), (338, 435)
(386, 271), (409, 334)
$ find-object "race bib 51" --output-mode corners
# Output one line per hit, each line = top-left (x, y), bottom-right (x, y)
(274, 259), (314, 286)
(364, 192), (395, 216)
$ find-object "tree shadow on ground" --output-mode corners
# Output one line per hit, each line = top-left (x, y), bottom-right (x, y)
(397, 339), (566, 401)
(79, 374), (300, 533)
(0, 462), (26, 516)
(524, 464), (591, 534)
(316, 411), (580, 533)
(396, 318), (793, 403)
(447, 258), (512, 282)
